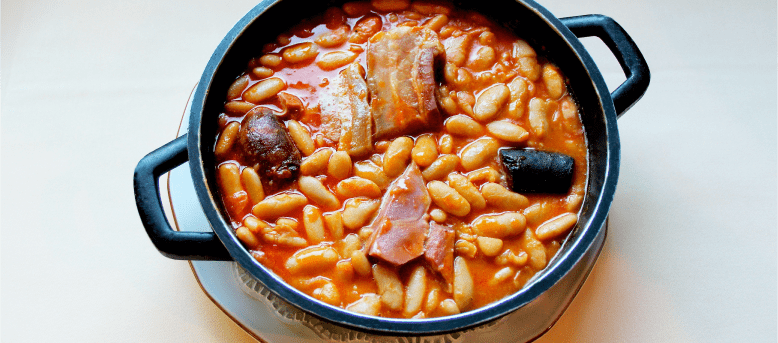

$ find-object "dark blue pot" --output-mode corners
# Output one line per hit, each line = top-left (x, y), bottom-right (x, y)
(135, 0), (649, 337)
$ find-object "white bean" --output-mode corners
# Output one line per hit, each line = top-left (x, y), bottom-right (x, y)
(353, 161), (390, 189)
(327, 151), (352, 179)
(507, 77), (530, 119)
(421, 154), (460, 181)
(241, 167), (265, 204)
(456, 91), (475, 115)
(252, 192), (307, 219)
(323, 212), (344, 240)
(438, 134), (453, 154)
(523, 202), (551, 225)
(468, 46), (495, 70)
(424, 287), (441, 313)
(453, 257), (473, 311)
(227, 75), (249, 100)
(351, 250), (372, 276)
(403, 265), (427, 316)
(488, 267), (516, 286)
(315, 26), (349, 48)
(224, 101), (256, 115)
(317, 51), (358, 70)
(479, 31), (495, 45)
(312, 280), (341, 306)
(285, 246), (339, 274)
(486, 120), (529, 143)
(529, 98), (549, 138)
(535, 213), (578, 240)
(342, 198), (379, 230)
(445, 115), (484, 137)
(518, 56), (541, 81)
(424, 14), (448, 31)
(383, 136), (414, 177)
(243, 77), (286, 104)
(335, 177), (381, 198)
(446, 173), (486, 211)
(346, 293), (381, 316)
(566, 193), (584, 212)
(358, 227), (374, 242)
(542, 64), (565, 99)
(439, 299), (460, 315)
(455, 239), (477, 258)
(466, 167), (500, 184)
(372, 264), (404, 311)
(282, 42), (319, 63)
(471, 212), (526, 238)
(427, 181), (470, 217)
(481, 182), (529, 209)
(339, 233), (361, 258)
(444, 63), (459, 85)
(429, 208), (448, 223)
(495, 249), (528, 267)
(243, 216), (269, 235)
(298, 176), (340, 210)
(301, 148), (334, 175)
(302, 205), (326, 244)
(473, 84), (509, 121)
(251, 66), (274, 79)
(236, 226), (260, 249)
(521, 229), (546, 269)
(412, 134), (438, 168)
(259, 54), (282, 68)
(286, 120), (315, 156)
(215, 122), (240, 158)
(511, 39), (536, 59)
(459, 137), (499, 171)
(560, 97), (579, 121)
(476, 236), (503, 257)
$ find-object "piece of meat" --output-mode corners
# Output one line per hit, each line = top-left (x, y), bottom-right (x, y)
(319, 62), (372, 157)
(443, 33), (472, 67)
(499, 149), (574, 194)
(367, 26), (445, 139)
(238, 107), (301, 190)
(364, 163), (431, 266)
(424, 222), (455, 285)
(277, 92), (304, 118)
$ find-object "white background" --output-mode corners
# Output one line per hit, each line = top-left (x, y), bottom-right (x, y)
(2, 0), (776, 341)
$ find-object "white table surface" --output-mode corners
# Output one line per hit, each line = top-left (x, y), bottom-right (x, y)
(2, 0), (776, 342)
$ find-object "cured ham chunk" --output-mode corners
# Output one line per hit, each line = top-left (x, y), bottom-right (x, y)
(424, 222), (455, 285)
(365, 163), (431, 266)
(319, 62), (373, 157)
(367, 26), (445, 139)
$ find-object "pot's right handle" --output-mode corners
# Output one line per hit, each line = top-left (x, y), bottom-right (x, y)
(561, 14), (650, 117)
(134, 134), (232, 261)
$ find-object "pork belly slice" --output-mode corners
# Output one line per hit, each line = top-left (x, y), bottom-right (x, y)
(367, 26), (445, 139)
(365, 163), (431, 266)
(424, 222), (455, 285)
(319, 62), (373, 157)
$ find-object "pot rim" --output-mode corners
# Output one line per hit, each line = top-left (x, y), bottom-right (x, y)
(187, 0), (620, 335)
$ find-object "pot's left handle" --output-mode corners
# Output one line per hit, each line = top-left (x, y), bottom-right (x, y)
(134, 134), (232, 261)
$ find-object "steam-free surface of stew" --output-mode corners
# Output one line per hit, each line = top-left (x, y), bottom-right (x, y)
(213, 0), (587, 319)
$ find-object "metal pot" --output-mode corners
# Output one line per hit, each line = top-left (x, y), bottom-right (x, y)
(134, 0), (648, 337)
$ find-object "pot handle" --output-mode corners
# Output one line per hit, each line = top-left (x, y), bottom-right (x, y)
(561, 14), (650, 117)
(134, 134), (232, 261)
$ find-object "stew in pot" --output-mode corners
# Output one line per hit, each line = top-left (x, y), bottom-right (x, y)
(212, 0), (587, 319)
